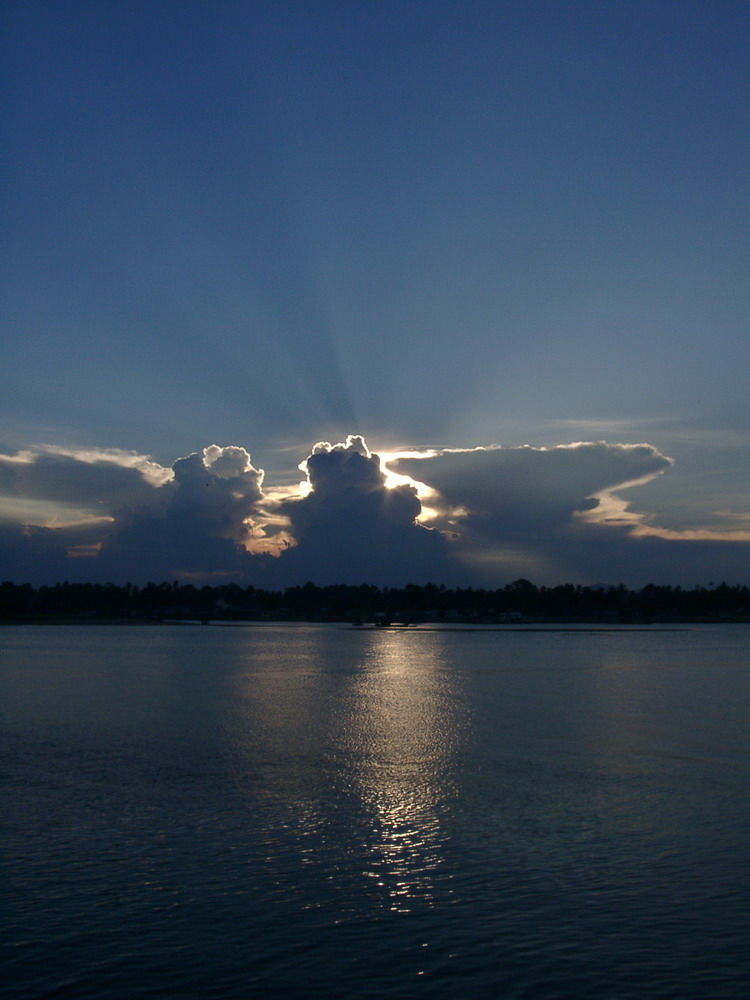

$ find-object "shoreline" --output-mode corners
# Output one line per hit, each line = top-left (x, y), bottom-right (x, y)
(4, 616), (747, 628)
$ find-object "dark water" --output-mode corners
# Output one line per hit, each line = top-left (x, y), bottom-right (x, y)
(2, 623), (750, 999)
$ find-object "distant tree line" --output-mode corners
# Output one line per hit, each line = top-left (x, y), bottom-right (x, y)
(1, 578), (749, 623)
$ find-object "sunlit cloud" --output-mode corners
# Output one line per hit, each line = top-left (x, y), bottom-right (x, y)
(379, 450), (440, 504)
(26, 444), (173, 486)
(391, 441), (676, 581)
(2, 433), (750, 588)
(633, 525), (750, 542)
(270, 435), (455, 586)
(577, 473), (750, 543)
(0, 495), (114, 529)
(0, 449), (38, 465)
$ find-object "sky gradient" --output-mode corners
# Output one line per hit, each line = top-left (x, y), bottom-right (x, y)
(2, 1), (749, 587)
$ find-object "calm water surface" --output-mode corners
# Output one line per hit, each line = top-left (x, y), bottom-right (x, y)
(2, 623), (750, 999)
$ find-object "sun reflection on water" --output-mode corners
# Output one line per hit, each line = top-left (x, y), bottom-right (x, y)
(340, 630), (466, 911)
(226, 627), (468, 914)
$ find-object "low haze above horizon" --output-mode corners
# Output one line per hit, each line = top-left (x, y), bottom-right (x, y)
(2, 0), (749, 588)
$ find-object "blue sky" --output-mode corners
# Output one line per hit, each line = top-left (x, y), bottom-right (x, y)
(2, 1), (749, 587)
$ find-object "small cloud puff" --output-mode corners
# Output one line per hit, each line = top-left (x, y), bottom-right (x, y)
(203, 444), (260, 482)
(301, 434), (384, 498)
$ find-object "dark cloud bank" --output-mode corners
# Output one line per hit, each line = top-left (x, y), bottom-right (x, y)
(1, 436), (749, 588)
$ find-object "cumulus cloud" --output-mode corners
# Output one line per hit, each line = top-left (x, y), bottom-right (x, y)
(95, 445), (271, 581)
(0, 444), (271, 584)
(1, 434), (749, 588)
(274, 436), (458, 585)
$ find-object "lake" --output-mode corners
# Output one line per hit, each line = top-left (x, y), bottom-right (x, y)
(2, 623), (750, 999)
